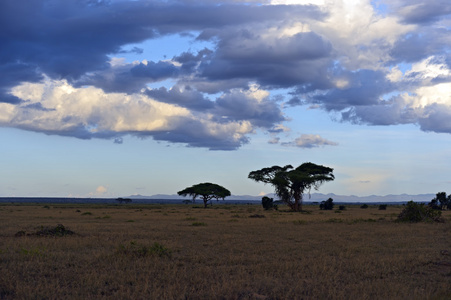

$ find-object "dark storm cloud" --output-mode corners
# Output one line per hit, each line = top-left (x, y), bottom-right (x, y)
(0, 0), (323, 86)
(390, 28), (451, 64)
(131, 61), (179, 79)
(197, 31), (332, 88)
(394, 0), (451, 24)
(145, 86), (215, 110)
(75, 60), (181, 93)
(339, 97), (417, 126)
(418, 104), (451, 133)
(305, 70), (395, 111)
(214, 90), (286, 128)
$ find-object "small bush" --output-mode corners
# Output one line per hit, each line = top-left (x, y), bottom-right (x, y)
(361, 204), (369, 209)
(15, 224), (75, 237)
(379, 204), (387, 210)
(81, 212), (92, 215)
(339, 205), (346, 210)
(397, 201), (443, 223)
(320, 198), (334, 210)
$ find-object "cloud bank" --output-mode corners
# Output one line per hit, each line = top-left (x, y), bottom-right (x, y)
(1, 0), (450, 149)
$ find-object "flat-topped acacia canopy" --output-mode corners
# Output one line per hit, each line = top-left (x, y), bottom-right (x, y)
(178, 182), (231, 208)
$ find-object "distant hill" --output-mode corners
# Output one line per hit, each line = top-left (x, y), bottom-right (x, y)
(128, 193), (435, 203)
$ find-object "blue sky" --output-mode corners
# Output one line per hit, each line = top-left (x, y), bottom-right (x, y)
(1, 0), (450, 198)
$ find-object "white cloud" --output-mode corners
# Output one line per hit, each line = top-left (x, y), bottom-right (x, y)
(307, 0), (414, 70)
(283, 134), (338, 148)
(4, 78), (254, 149)
(8, 79), (189, 133)
(268, 137), (280, 144)
(96, 186), (107, 194)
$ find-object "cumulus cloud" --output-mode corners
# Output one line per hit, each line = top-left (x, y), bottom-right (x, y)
(283, 134), (338, 148)
(96, 186), (107, 195)
(4, 79), (253, 150)
(1, 0), (451, 149)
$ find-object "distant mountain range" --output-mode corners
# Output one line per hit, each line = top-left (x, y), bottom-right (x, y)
(128, 193), (436, 203)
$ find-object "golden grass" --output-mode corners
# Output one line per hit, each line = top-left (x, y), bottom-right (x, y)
(0, 203), (450, 299)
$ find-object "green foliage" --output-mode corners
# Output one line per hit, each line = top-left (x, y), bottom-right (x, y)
(397, 201), (443, 223)
(339, 205), (346, 210)
(319, 198), (334, 210)
(178, 182), (231, 208)
(248, 162), (334, 212)
(360, 204), (369, 209)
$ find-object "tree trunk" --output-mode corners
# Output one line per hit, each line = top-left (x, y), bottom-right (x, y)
(293, 191), (302, 212)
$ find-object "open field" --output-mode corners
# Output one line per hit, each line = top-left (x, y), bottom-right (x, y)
(1, 203), (450, 299)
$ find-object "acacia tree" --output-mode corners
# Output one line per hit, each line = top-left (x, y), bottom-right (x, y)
(430, 192), (451, 210)
(177, 182), (231, 208)
(248, 162), (334, 212)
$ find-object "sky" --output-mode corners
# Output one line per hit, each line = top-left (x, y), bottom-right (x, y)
(1, 0), (451, 198)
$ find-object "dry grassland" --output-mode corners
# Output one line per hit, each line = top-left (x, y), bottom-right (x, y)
(0, 203), (450, 299)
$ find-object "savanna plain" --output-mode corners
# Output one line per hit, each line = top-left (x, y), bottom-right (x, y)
(0, 203), (450, 300)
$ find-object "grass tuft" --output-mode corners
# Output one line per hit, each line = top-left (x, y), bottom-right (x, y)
(192, 222), (207, 226)
(116, 241), (172, 258)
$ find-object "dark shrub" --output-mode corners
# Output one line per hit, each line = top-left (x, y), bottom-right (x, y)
(339, 205), (346, 211)
(360, 204), (369, 209)
(319, 198), (334, 210)
(397, 201), (443, 223)
(16, 224), (76, 237)
(262, 196), (275, 210)
(378, 204), (387, 210)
